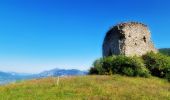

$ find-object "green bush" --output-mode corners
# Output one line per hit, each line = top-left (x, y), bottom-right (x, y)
(111, 56), (150, 77)
(89, 67), (98, 75)
(89, 55), (150, 77)
(102, 56), (116, 75)
(89, 56), (116, 75)
(165, 72), (170, 82)
(142, 52), (170, 78)
(89, 52), (170, 81)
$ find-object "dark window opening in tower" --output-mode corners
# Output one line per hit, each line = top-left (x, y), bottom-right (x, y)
(143, 36), (146, 43)
(119, 34), (125, 40)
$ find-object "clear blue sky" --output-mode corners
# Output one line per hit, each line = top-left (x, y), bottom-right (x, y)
(0, 0), (170, 73)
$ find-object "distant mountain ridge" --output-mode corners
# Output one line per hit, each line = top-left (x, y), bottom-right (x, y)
(159, 48), (170, 56)
(0, 71), (32, 85)
(37, 68), (87, 78)
(0, 68), (87, 85)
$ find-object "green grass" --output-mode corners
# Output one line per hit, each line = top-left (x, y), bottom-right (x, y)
(0, 75), (170, 100)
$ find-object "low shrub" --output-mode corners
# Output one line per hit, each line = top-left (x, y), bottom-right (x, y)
(89, 56), (116, 75)
(142, 52), (170, 78)
(89, 55), (150, 77)
(101, 56), (116, 75)
(111, 56), (150, 77)
(166, 72), (170, 82)
(89, 67), (98, 75)
(89, 52), (170, 81)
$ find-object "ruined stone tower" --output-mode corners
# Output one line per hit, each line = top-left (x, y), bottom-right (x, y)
(103, 22), (157, 57)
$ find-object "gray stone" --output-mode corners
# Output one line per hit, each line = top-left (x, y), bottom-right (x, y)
(103, 22), (157, 57)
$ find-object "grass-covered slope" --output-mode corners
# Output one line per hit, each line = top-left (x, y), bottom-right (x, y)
(0, 75), (170, 100)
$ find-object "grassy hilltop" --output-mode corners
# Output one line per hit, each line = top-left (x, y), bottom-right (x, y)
(0, 75), (170, 100)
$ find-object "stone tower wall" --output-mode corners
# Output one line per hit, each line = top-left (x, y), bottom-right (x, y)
(103, 22), (157, 57)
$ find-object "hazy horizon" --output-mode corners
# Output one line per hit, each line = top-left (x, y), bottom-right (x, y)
(0, 0), (170, 73)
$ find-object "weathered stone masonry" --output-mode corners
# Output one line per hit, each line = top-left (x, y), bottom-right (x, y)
(103, 22), (157, 57)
